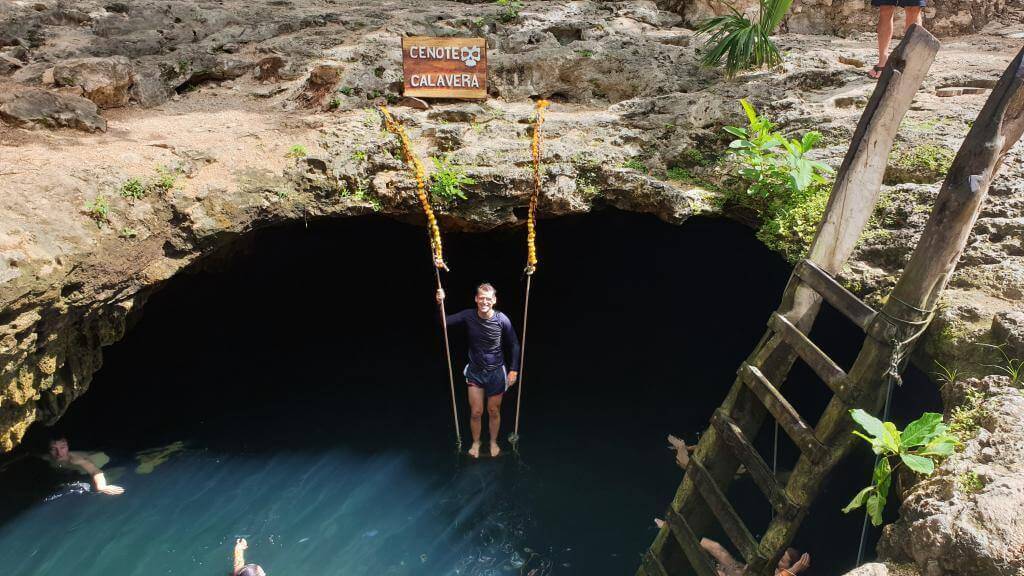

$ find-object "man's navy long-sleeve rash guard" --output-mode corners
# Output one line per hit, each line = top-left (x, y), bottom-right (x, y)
(446, 309), (521, 372)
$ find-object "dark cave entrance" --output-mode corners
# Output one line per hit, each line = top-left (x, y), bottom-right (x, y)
(2, 210), (939, 575)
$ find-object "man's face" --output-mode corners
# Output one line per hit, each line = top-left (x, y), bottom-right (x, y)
(49, 439), (69, 461)
(475, 289), (496, 315)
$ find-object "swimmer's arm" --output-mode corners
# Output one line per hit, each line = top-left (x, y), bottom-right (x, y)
(233, 539), (248, 574)
(71, 454), (125, 495)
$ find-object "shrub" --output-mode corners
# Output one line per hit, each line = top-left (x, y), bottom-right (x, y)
(844, 409), (957, 526)
(621, 158), (648, 173)
(286, 144), (308, 159)
(429, 155), (475, 201)
(496, 0), (522, 22)
(696, 0), (793, 78)
(151, 166), (176, 193)
(958, 471), (984, 494)
(119, 227), (138, 239)
(119, 178), (146, 200)
(723, 99), (834, 261)
(84, 196), (110, 227)
(948, 386), (989, 443)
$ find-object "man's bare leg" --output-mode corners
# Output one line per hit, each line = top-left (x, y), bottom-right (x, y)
(487, 393), (503, 457)
(871, 5), (896, 78)
(467, 386), (484, 458)
(904, 6), (923, 31)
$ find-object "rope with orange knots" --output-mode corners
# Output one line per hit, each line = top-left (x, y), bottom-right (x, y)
(379, 105), (461, 453)
(509, 99), (549, 452)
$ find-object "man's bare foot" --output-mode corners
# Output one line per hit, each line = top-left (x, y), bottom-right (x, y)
(468, 442), (480, 458)
(868, 64), (885, 79)
(490, 443), (501, 457)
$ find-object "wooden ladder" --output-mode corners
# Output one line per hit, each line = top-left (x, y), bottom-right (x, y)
(639, 32), (1024, 576)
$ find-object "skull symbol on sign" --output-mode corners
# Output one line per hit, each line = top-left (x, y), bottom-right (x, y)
(461, 46), (481, 68)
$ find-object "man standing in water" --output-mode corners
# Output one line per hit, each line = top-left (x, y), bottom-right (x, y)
(437, 283), (520, 458)
(43, 435), (125, 495)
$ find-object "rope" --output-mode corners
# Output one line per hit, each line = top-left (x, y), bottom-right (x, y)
(379, 105), (460, 452)
(509, 100), (549, 451)
(379, 105), (447, 271)
(854, 300), (935, 565)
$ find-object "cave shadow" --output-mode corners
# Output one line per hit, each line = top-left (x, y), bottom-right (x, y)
(0, 209), (940, 574)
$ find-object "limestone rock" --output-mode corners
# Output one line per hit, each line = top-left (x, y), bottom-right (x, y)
(0, 87), (106, 132)
(51, 56), (134, 108)
(992, 310), (1024, 358)
(878, 376), (1024, 576)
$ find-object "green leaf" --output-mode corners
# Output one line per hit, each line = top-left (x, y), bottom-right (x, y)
(740, 99), (758, 125)
(920, 436), (957, 457)
(866, 492), (886, 526)
(900, 453), (935, 475)
(843, 486), (874, 513)
(881, 422), (901, 453)
(723, 126), (747, 138)
(873, 458), (892, 498)
(850, 409), (886, 440)
(901, 412), (943, 448)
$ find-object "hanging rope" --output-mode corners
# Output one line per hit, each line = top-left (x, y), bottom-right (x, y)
(509, 100), (550, 452)
(380, 105), (461, 453)
(854, 302), (936, 565)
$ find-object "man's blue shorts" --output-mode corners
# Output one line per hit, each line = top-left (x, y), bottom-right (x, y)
(464, 364), (508, 397)
(871, 0), (925, 6)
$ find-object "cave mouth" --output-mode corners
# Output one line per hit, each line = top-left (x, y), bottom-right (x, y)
(0, 210), (937, 575)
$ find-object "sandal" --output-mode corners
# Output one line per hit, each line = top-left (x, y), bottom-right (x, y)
(868, 64), (885, 79)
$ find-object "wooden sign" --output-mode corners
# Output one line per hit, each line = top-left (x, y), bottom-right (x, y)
(402, 36), (487, 100)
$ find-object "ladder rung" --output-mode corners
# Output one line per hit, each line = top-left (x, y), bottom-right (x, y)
(686, 458), (763, 565)
(740, 364), (829, 463)
(794, 260), (876, 331)
(664, 508), (719, 576)
(768, 313), (851, 401)
(641, 549), (670, 576)
(711, 409), (797, 517)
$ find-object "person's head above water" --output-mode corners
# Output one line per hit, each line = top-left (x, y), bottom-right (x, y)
(475, 283), (497, 316)
(236, 564), (267, 576)
(48, 434), (70, 461)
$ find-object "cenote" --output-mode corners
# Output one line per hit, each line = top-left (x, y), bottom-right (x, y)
(0, 210), (937, 575)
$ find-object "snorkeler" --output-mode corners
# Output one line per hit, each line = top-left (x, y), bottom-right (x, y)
(43, 435), (125, 495)
(436, 283), (520, 458)
(233, 538), (268, 576)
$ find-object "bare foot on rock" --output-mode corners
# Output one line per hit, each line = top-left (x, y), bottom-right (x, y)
(490, 443), (501, 458)
(468, 442), (480, 458)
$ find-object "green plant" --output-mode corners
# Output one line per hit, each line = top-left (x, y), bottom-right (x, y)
(328, 97), (342, 110)
(339, 87), (353, 96)
(665, 166), (693, 181)
(844, 409), (957, 526)
(119, 177), (146, 200)
(949, 386), (989, 443)
(575, 49), (594, 58)
(118, 227), (138, 239)
(84, 196), (110, 227)
(892, 144), (954, 176)
(496, 0), (522, 22)
(723, 99), (834, 261)
(695, 0), (793, 78)
(975, 342), (1023, 386)
(933, 359), (963, 390)
(352, 150), (367, 162)
(958, 471), (984, 494)
(621, 158), (648, 173)
(286, 144), (308, 159)
(151, 166), (176, 193)
(429, 155), (476, 201)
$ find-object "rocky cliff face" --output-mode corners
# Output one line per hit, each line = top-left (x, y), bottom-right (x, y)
(657, 0), (1010, 37)
(1, 1), (1022, 573)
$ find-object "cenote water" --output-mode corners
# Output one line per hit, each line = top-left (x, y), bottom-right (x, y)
(0, 211), (937, 575)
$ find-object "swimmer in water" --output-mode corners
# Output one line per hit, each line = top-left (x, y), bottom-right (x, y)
(233, 538), (267, 576)
(43, 435), (125, 496)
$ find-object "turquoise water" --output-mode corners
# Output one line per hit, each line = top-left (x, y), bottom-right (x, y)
(0, 213), (935, 574)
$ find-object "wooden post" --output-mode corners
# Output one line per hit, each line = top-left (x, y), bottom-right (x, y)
(757, 45), (1024, 567)
(640, 27), (942, 576)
